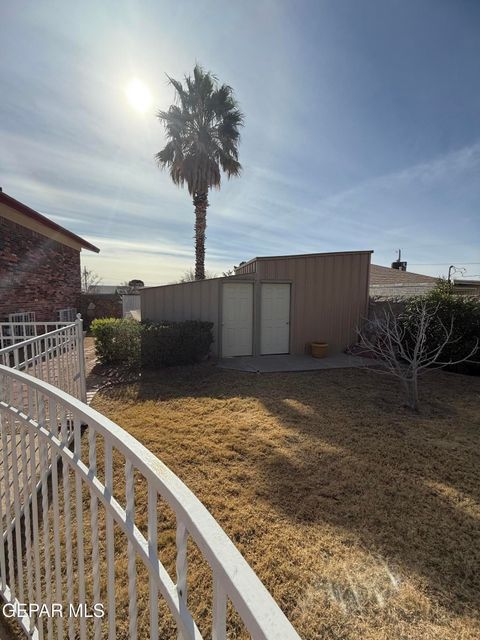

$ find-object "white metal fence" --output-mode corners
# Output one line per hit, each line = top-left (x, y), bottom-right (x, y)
(0, 365), (300, 640)
(0, 317), (87, 622)
(0, 317), (85, 402)
(0, 320), (67, 350)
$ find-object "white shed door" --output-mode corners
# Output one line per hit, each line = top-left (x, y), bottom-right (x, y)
(222, 283), (254, 357)
(261, 283), (291, 354)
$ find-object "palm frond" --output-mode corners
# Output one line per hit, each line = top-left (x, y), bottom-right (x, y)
(156, 65), (243, 195)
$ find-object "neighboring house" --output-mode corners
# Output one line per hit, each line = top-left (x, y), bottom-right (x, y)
(0, 189), (99, 321)
(87, 284), (127, 294)
(370, 263), (480, 298)
(141, 250), (372, 357)
(452, 279), (480, 296)
(80, 285), (142, 323)
(369, 264), (438, 298)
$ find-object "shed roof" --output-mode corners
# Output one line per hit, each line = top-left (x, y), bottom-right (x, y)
(237, 250), (373, 270)
(370, 264), (438, 285)
(0, 190), (100, 253)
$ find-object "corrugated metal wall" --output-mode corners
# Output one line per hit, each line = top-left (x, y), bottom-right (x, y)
(256, 252), (371, 353)
(235, 260), (257, 275)
(141, 251), (372, 357)
(141, 278), (222, 353)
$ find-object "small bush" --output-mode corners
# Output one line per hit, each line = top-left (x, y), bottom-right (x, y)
(141, 320), (213, 368)
(90, 318), (141, 368)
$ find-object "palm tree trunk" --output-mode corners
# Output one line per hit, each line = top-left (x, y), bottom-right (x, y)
(193, 192), (208, 280)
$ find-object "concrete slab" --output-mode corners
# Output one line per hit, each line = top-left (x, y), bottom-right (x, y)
(218, 353), (373, 373)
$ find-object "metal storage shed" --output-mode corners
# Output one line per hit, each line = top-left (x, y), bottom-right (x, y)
(141, 250), (372, 358)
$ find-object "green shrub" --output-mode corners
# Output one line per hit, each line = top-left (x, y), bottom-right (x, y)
(91, 318), (214, 369)
(90, 318), (141, 368)
(403, 284), (480, 374)
(141, 320), (213, 368)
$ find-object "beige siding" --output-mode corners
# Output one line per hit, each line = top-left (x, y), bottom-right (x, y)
(141, 279), (221, 354)
(235, 260), (257, 275)
(140, 251), (372, 357)
(256, 252), (371, 354)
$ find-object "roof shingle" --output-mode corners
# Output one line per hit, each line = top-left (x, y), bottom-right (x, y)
(370, 264), (438, 285)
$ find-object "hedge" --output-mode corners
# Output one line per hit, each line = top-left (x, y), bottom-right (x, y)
(141, 320), (213, 368)
(403, 283), (480, 374)
(90, 318), (213, 369)
(90, 318), (141, 368)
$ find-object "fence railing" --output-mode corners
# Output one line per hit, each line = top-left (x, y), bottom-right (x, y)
(0, 320), (73, 350)
(0, 317), (85, 402)
(0, 365), (300, 640)
(0, 317), (86, 577)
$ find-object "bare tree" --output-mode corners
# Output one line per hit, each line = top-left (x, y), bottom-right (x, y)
(358, 301), (478, 411)
(179, 268), (217, 283)
(81, 267), (102, 293)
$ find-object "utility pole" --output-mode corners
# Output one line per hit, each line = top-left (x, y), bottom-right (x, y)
(82, 266), (89, 292)
(448, 265), (466, 283)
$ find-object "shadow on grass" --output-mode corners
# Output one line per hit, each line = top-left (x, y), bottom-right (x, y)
(98, 364), (480, 619)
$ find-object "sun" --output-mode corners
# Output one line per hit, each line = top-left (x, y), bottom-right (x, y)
(126, 78), (152, 114)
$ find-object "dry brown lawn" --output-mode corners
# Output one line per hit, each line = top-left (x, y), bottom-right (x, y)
(86, 365), (480, 640)
(2, 364), (478, 640)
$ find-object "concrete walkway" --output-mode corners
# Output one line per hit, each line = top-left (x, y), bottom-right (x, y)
(218, 353), (373, 373)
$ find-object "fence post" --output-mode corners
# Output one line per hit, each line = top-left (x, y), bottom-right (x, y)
(76, 314), (87, 403)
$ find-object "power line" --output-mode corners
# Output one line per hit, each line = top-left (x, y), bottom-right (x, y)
(408, 262), (480, 266)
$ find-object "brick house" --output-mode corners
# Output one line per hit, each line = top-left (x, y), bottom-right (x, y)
(369, 263), (438, 298)
(0, 189), (99, 321)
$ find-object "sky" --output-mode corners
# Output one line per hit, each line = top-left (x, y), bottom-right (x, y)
(0, 0), (479, 285)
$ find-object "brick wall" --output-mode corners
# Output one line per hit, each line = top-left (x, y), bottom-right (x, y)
(0, 216), (81, 321)
(369, 283), (436, 298)
(80, 293), (122, 329)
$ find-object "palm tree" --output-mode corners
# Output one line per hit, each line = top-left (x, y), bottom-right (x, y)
(155, 65), (244, 280)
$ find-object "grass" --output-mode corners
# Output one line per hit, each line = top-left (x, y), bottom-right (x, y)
(86, 364), (480, 640)
(1, 363), (478, 639)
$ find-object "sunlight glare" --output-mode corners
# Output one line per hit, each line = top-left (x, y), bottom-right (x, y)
(126, 78), (152, 114)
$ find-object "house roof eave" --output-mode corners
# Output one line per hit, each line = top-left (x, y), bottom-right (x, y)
(0, 191), (100, 253)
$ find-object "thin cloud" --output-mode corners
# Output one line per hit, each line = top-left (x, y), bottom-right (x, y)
(1, 2), (479, 283)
